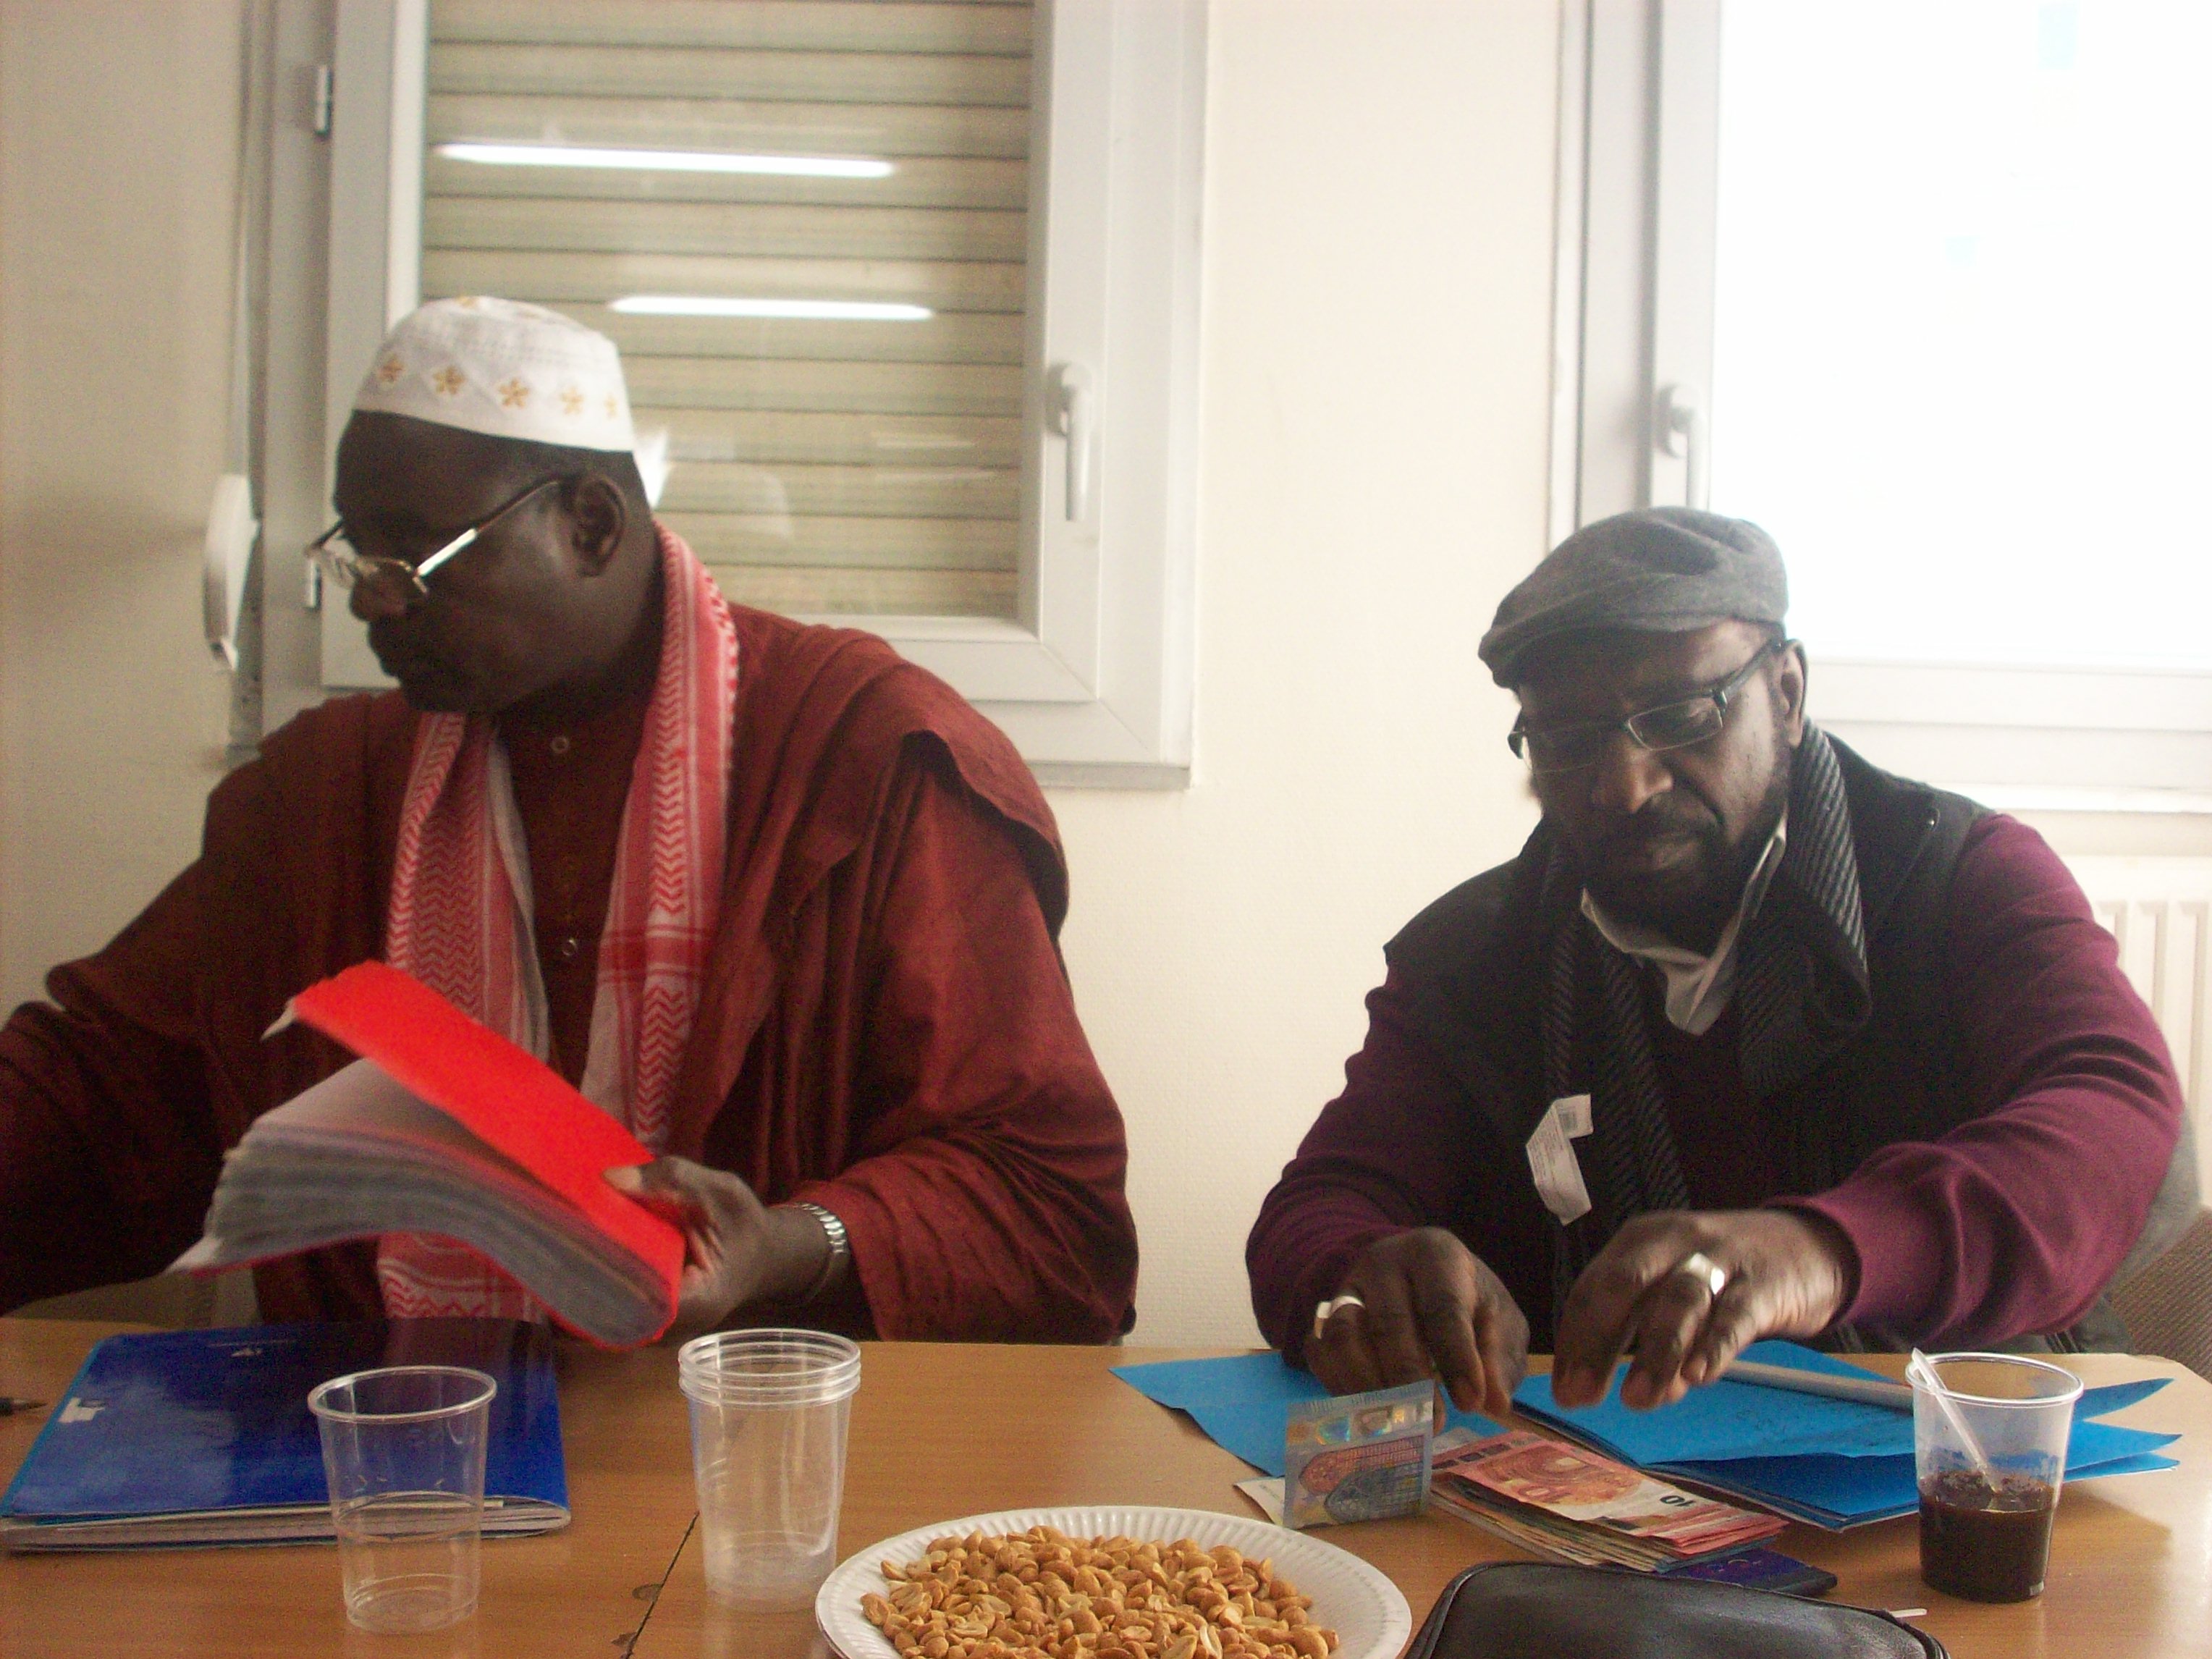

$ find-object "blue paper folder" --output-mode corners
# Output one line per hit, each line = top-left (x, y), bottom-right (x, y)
(1111, 1350), (1501, 1477)
(1514, 1339), (2180, 1528)
(1113, 1342), (2180, 1531)
(0, 1319), (568, 1550)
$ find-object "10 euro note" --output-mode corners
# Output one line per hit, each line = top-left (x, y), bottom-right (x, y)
(1431, 1428), (1784, 1557)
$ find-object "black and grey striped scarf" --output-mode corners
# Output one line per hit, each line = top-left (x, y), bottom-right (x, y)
(1536, 725), (1870, 1302)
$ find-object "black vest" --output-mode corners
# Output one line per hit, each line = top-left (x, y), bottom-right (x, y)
(1381, 740), (2132, 1348)
(1390, 740), (1978, 1192)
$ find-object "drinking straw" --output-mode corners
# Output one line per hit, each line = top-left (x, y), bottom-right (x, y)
(1907, 1348), (1993, 1477)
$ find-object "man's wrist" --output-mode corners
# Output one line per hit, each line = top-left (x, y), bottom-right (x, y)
(1769, 1204), (1859, 1327)
(777, 1201), (850, 1304)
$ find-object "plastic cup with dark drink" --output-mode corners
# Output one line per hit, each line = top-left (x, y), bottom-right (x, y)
(1909, 1352), (2083, 1603)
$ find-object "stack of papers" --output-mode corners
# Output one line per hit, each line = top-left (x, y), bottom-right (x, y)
(174, 961), (685, 1348)
(1515, 1340), (2180, 1528)
(1429, 1427), (1785, 1569)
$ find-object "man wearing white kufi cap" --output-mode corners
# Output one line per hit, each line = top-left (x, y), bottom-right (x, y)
(0, 297), (1139, 1346)
(354, 296), (638, 453)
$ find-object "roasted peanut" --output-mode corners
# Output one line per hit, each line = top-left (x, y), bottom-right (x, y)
(860, 1529), (1341, 1659)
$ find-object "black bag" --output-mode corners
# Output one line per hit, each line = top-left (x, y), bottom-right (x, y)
(1405, 1562), (1949, 1658)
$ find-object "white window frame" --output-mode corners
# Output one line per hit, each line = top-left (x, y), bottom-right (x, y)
(259, 0), (1204, 788)
(1555, 0), (2212, 813)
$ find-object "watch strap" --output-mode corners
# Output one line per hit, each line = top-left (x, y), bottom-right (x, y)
(788, 1201), (850, 1303)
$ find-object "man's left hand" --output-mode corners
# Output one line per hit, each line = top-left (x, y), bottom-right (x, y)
(604, 1157), (832, 1338)
(1550, 1209), (1855, 1410)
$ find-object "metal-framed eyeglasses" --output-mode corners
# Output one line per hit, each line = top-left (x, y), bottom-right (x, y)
(308, 473), (570, 608)
(1507, 636), (1789, 775)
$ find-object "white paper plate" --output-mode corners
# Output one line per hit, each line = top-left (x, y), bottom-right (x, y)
(816, 1504), (1411, 1659)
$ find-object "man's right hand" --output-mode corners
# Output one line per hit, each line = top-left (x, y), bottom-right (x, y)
(1304, 1228), (1529, 1419)
(605, 1157), (832, 1338)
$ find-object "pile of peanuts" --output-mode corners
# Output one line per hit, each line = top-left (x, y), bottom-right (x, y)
(859, 1527), (1343, 1659)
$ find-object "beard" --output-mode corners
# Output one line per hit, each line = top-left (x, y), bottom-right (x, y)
(1574, 734), (1794, 940)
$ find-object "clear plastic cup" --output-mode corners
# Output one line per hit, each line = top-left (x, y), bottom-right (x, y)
(308, 1364), (498, 1634)
(677, 1329), (862, 1608)
(1909, 1352), (2084, 1603)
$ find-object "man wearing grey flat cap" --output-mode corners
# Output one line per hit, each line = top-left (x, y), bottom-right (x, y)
(1249, 507), (2192, 1418)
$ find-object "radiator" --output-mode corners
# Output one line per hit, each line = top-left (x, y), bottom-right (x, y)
(2068, 857), (2212, 1198)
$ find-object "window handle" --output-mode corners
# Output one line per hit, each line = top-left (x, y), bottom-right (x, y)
(202, 473), (258, 666)
(1658, 383), (1708, 510)
(1050, 362), (1094, 523)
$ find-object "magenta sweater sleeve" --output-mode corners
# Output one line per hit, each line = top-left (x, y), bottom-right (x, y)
(1781, 814), (2184, 1346)
(1246, 974), (1557, 1360)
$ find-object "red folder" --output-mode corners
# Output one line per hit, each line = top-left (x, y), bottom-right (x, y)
(179, 961), (684, 1345)
(279, 961), (685, 1343)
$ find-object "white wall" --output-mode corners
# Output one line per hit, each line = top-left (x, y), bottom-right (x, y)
(0, 0), (1565, 1346)
(4, 0), (2203, 1344)
(1050, 0), (1563, 1343)
(0, 0), (243, 1013)
(1045, 0), (2212, 1344)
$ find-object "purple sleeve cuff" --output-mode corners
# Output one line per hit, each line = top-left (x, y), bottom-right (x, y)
(1272, 1217), (1412, 1367)
(1772, 1185), (1926, 1330)
(1249, 972), (1521, 1358)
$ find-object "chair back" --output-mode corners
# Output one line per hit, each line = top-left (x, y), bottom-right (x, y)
(2110, 1207), (2212, 1384)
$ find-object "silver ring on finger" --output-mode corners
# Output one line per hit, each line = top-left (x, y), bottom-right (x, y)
(1672, 1251), (1728, 1299)
(1312, 1291), (1367, 1344)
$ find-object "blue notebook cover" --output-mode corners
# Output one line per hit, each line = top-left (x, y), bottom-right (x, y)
(0, 1318), (567, 1550)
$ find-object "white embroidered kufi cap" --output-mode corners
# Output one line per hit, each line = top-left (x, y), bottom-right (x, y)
(352, 295), (636, 452)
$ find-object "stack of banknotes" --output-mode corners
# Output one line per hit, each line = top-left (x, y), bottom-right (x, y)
(1428, 1426), (1786, 1571)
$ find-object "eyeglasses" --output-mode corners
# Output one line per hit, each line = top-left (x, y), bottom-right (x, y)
(309, 473), (568, 607)
(1507, 638), (1788, 775)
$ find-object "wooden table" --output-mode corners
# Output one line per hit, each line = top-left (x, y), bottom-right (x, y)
(4, 1322), (2207, 1658)
(0, 1318), (699, 1659)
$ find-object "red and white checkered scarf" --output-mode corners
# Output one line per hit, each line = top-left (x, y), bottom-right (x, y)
(376, 525), (738, 1322)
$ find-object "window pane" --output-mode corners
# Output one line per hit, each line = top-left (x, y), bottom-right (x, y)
(421, 0), (1033, 620)
(1710, 0), (2212, 669)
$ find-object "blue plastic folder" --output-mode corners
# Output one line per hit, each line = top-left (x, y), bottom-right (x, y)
(0, 1319), (568, 1550)
(1113, 1343), (2179, 1530)
(1110, 1351), (1500, 1478)
(1513, 1339), (2180, 1528)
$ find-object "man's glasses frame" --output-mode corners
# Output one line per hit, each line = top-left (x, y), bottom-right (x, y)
(308, 473), (570, 607)
(1507, 636), (1790, 776)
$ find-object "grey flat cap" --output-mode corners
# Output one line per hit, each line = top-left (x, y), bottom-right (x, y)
(1478, 507), (1788, 687)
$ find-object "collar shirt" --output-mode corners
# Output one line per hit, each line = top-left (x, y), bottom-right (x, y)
(1580, 815), (1789, 1036)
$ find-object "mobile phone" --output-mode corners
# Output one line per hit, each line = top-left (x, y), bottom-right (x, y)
(1668, 1548), (1839, 1599)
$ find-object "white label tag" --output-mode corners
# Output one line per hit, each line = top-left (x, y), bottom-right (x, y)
(1526, 1096), (1595, 1224)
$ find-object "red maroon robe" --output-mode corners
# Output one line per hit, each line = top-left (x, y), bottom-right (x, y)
(0, 606), (1139, 1343)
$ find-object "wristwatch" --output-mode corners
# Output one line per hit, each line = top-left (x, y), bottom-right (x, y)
(788, 1200), (850, 1303)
